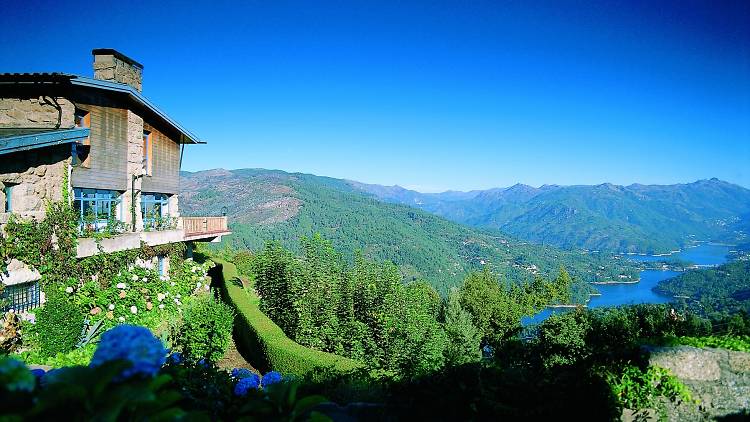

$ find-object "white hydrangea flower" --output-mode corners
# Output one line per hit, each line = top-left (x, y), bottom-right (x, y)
(108, 304), (115, 311)
(116, 283), (127, 289)
(130, 306), (138, 314)
(118, 316), (125, 322)
(141, 277), (147, 282)
(65, 287), (74, 294)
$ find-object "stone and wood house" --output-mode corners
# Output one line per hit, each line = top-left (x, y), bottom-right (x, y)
(0, 49), (230, 311)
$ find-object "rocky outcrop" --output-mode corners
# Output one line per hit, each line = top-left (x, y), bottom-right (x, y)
(645, 346), (750, 420)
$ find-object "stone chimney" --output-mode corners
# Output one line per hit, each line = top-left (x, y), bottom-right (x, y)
(92, 49), (143, 91)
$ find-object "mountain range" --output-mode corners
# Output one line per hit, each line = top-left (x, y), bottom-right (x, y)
(180, 168), (636, 298)
(350, 178), (750, 254)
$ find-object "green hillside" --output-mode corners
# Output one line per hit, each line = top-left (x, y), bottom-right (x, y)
(655, 260), (750, 314)
(353, 179), (750, 254)
(180, 168), (636, 297)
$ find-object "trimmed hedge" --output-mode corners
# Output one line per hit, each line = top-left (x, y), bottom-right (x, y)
(210, 259), (361, 381)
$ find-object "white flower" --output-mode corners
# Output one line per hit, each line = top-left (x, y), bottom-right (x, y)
(204, 284), (210, 291)
(170, 282), (176, 286)
(130, 306), (138, 314)
(108, 304), (115, 311)
(157, 293), (166, 302)
(118, 316), (125, 322)
(65, 287), (74, 294)
(158, 304), (165, 309)
(174, 298), (179, 303)
(116, 283), (127, 289)
(131, 275), (139, 281)
(141, 277), (147, 282)
(196, 282), (202, 288)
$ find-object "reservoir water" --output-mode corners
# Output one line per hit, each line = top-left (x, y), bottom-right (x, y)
(523, 243), (731, 325)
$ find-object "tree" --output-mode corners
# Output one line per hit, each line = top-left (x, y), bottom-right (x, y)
(443, 289), (482, 366)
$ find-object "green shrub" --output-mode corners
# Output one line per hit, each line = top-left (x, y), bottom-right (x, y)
(175, 294), (234, 362)
(212, 258), (361, 381)
(35, 294), (84, 358)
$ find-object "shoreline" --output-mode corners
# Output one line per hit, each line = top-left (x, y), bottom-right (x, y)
(590, 279), (640, 285)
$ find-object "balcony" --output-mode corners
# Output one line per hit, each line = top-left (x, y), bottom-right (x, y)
(76, 215), (231, 258)
(181, 216), (230, 241)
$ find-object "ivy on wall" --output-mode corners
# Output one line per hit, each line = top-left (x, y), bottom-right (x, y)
(1, 171), (186, 293)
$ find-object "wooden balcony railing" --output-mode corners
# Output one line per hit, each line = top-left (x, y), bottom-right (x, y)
(181, 216), (229, 237)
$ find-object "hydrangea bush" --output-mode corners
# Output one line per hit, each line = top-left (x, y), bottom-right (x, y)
(64, 259), (214, 329)
(0, 325), (325, 420)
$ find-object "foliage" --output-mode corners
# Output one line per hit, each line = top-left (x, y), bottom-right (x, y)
(180, 168), (639, 298)
(605, 364), (695, 419)
(534, 309), (592, 368)
(0, 311), (23, 353)
(668, 335), (750, 352)
(2, 325), (334, 421)
(35, 294), (84, 358)
(213, 257), (361, 381)
(459, 267), (571, 349)
(442, 289), (482, 366)
(174, 293), (234, 362)
(252, 236), (449, 378)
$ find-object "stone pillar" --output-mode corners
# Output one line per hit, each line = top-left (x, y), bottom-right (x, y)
(92, 49), (143, 92)
(124, 110), (145, 231)
(168, 194), (180, 228)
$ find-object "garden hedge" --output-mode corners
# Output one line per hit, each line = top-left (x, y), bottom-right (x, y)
(210, 259), (361, 381)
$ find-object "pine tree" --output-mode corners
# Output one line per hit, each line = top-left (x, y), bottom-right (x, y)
(443, 289), (482, 366)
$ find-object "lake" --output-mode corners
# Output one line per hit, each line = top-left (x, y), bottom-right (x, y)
(522, 243), (731, 325)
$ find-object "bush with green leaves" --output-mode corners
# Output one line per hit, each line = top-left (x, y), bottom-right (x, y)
(174, 293), (234, 362)
(35, 294), (84, 358)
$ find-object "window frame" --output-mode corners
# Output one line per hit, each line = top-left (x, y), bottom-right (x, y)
(1, 281), (40, 312)
(74, 108), (92, 167)
(141, 192), (169, 230)
(143, 130), (153, 175)
(72, 188), (123, 233)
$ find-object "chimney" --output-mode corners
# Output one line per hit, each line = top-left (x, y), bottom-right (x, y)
(92, 49), (144, 91)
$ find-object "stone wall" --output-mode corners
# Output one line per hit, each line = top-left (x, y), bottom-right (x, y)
(123, 110), (145, 231)
(646, 345), (750, 420)
(0, 145), (70, 217)
(0, 96), (74, 128)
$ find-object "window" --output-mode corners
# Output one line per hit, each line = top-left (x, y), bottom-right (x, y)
(3, 184), (13, 212)
(143, 130), (152, 175)
(141, 193), (170, 230)
(74, 108), (91, 167)
(1, 281), (40, 312)
(73, 188), (123, 233)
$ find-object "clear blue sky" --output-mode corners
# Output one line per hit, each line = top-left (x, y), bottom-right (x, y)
(2, 0), (748, 191)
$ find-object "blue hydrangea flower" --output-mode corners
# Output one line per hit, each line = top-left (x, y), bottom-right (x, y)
(261, 371), (283, 388)
(168, 352), (182, 364)
(231, 368), (254, 379)
(234, 374), (260, 396)
(90, 324), (166, 381)
(0, 357), (35, 392)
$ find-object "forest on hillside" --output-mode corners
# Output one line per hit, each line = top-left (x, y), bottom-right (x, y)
(180, 169), (637, 300)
